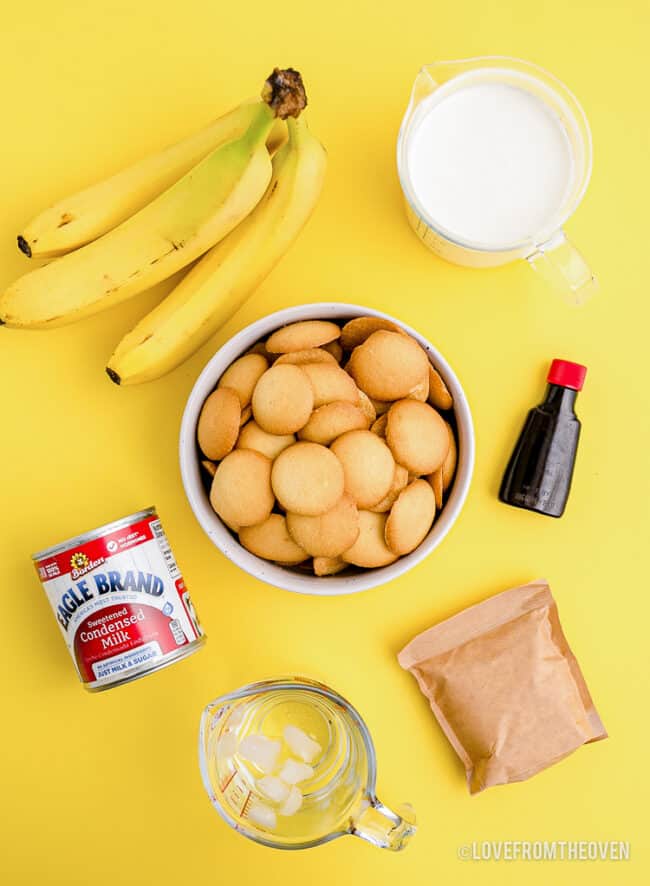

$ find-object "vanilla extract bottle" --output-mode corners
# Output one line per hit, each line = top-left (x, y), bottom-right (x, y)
(499, 359), (587, 518)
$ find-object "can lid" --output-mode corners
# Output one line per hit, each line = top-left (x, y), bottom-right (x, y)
(547, 359), (587, 391)
(31, 507), (157, 561)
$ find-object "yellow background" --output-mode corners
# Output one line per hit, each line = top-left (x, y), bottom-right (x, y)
(1, 1), (648, 883)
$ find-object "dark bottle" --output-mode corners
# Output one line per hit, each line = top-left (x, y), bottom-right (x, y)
(499, 359), (587, 518)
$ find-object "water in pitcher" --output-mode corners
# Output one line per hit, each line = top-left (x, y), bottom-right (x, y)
(204, 685), (370, 843)
(200, 678), (416, 850)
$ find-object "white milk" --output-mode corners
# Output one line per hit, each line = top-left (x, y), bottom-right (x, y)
(405, 77), (575, 249)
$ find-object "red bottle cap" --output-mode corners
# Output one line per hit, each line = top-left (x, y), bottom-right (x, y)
(547, 359), (587, 391)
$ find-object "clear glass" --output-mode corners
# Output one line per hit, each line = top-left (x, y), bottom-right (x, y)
(397, 56), (597, 304)
(198, 677), (416, 851)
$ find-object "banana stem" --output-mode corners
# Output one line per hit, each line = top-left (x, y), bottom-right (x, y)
(241, 103), (277, 150)
(261, 68), (307, 119)
(286, 115), (311, 148)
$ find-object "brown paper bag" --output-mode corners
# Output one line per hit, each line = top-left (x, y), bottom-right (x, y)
(398, 579), (607, 794)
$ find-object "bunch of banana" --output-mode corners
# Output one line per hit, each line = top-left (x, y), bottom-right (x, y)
(1, 68), (327, 383)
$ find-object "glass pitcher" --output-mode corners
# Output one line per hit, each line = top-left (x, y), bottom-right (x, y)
(198, 677), (416, 851)
(397, 56), (596, 304)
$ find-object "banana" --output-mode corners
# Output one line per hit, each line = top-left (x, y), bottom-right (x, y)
(105, 116), (326, 385)
(105, 115), (326, 385)
(0, 69), (307, 330)
(18, 100), (285, 259)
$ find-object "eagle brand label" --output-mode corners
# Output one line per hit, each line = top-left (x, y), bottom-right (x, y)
(34, 509), (205, 690)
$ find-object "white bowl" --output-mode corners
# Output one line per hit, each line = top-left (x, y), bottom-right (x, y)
(180, 303), (474, 595)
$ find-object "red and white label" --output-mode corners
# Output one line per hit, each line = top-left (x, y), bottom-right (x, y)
(35, 513), (204, 688)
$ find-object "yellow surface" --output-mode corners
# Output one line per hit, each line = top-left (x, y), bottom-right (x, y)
(0, 1), (648, 883)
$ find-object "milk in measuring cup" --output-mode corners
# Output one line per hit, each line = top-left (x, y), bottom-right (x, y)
(397, 59), (596, 299)
(406, 79), (575, 248)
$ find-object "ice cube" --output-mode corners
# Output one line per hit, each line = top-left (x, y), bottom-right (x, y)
(278, 759), (314, 785)
(257, 775), (289, 804)
(216, 731), (238, 759)
(279, 785), (303, 816)
(248, 801), (277, 830)
(239, 734), (281, 773)
(227, 705), (246, 728)
(283, 725), (322, 763)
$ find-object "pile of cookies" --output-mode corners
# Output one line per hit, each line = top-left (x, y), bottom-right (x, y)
(197, 316), (457, 576)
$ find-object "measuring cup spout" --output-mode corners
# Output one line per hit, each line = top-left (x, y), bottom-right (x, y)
(350, 797), (416, 851)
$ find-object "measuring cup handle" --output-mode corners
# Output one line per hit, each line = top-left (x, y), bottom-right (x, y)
(350, 798), (416, 851)
(526, 230), (597, 305)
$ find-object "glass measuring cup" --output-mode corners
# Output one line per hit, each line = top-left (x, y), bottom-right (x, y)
(397, 56), (596, 304)
(198, 677), (416, 850)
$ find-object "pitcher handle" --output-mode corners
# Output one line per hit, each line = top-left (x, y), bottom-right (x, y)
(350, 797), (416, 851)
(526, 230), (597, 305)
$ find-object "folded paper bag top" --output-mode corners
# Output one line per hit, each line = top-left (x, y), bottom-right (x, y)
(398, 580), (606, 794)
